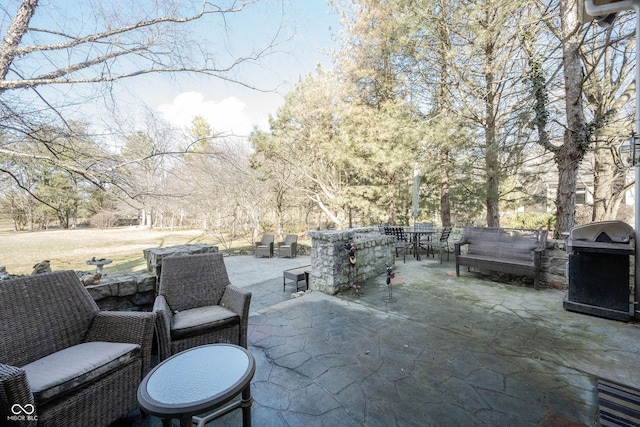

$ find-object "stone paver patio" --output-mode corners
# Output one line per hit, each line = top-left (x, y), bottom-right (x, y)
(120, 255), (640, 426)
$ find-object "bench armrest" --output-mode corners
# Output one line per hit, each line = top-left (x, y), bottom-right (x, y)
(0, 364), (36, 425)
(85, 311), (156, 376)
(221, 285), (252, 348)
(455, 234), (469, 244)
(454, 240), (468, 255)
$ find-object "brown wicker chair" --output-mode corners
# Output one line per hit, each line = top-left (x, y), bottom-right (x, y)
(277, 234), (298, 258)
(153, 253), (252, 361)
(254, 234), (274, 258)
(0, 271), (155, 427)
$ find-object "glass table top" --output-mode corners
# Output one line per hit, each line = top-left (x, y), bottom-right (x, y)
(143, 344), (252, 406)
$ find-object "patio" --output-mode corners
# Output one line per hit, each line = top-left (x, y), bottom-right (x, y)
(120, 255), (640, 426)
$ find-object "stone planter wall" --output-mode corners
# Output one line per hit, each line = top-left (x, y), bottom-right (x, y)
(88, 243), (220, 311)
(143, 243), (218, 276)
(86, 271), (157, 311)
(309, 228), (394, 295)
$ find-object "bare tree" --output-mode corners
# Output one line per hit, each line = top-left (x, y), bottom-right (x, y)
(0, 0), (275, 92)
(0, 0), (283, 202)
(581, 14), (636, 221)
(547, 0), (589, 237)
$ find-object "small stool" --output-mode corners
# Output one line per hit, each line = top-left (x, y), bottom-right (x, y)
(283, 266), (310, 292)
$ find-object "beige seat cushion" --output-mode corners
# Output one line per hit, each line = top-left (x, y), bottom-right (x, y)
(22, 341), (140, 403)
(171, 305), (239, 339)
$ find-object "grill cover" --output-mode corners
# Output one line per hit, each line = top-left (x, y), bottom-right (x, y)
(567, 220), (634, 255)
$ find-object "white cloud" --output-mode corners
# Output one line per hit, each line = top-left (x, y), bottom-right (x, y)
(157, 92), (255, 136)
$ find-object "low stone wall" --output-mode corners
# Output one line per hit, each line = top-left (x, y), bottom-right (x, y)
(0, 236), (580, 310)
(541, 239), (569, 288)
(309, 228), (394, 295)
(88, 243), (220, 311)
(86, 271), (156, 311)
(143, 243), (218, 276)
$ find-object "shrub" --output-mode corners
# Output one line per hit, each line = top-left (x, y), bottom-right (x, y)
(89, 211), (118, 228)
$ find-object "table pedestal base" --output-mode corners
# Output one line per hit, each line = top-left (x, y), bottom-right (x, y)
(192, 385), (252, 427)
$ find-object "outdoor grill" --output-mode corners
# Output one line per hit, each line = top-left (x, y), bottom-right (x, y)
(564, 220), (635, 321)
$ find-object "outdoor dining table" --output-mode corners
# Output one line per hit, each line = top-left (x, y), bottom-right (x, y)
(403, 229), (434, 261)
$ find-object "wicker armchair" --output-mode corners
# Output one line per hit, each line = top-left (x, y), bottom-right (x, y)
(277, 234), (298, 258)
(255, 234), (274, 258)
(0, 271), (155, 427)
(153, 253), (251, 361)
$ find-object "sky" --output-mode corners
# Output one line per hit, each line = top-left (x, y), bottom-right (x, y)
(2, 0), (342, 144)
(125, 0), (342, 138)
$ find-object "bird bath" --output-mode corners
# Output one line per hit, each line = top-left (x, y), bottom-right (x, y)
(86, 258), (112, 274)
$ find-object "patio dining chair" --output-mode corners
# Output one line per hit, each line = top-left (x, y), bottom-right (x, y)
(415, 222), (435, 257)
(255, 234), (274, 258)
(153, 253), (252, 361)
(385, 226), (412, 263)
(431, 226), (452, 263)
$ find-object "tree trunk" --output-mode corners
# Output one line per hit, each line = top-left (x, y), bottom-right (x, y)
(435, 4), (452, 228)
(484, 26), (500, 228)
(387, 184), (397, 226)
(439, 148), (452, 226)
(0, 0), (37, 83)
(592, 141), (613, 221)
(555, 0), (589, 238)
(555, 142), (579, 235)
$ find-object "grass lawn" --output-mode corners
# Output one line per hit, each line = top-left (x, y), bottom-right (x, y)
(0, 227), (254, 276)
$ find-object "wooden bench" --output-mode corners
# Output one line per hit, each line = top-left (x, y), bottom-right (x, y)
(454, 227), (548, 290)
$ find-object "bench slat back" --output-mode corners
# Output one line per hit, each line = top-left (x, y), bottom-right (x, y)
(462, 227), (547, 262)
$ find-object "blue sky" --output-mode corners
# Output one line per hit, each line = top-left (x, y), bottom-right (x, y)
(125, 0), (341, 137)
(3, 0), (340, 140)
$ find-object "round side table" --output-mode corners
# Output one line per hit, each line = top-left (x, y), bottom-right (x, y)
(137, 344), (255, 427)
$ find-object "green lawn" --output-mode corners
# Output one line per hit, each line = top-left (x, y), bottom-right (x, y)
(0, 227), (251, 276)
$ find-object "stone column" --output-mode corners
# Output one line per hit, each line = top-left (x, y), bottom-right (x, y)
(308, 228), (394, 294)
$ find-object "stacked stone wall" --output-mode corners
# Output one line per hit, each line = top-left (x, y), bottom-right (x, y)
(88, 244), (219, 311)
(309, 228), (394, 294)
(541, 239), (570, 288)
(86, 271), (156, 311)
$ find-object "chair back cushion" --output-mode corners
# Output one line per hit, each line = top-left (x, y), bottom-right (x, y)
(284, 234), (297, 245)
(159, 253), (231, 312)
(260, 234), (274, 245)
(0, 271), (100, 367)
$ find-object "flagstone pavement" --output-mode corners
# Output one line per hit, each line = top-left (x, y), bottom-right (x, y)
(117, 254), (640, 426)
